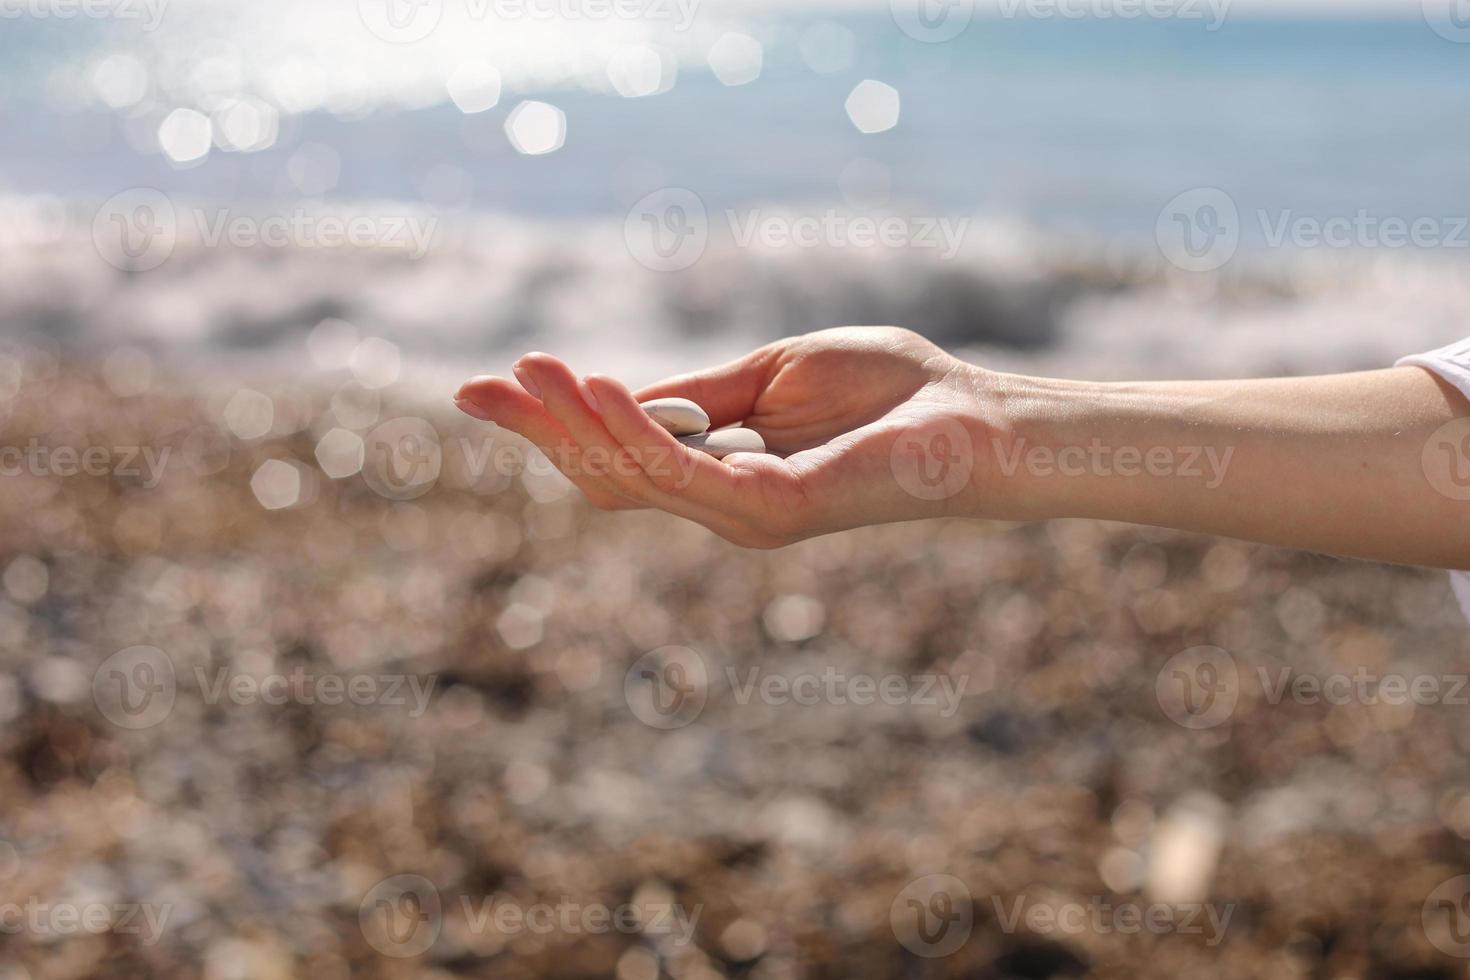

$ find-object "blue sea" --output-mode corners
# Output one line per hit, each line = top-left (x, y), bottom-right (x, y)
(1, 2), (1467, 380)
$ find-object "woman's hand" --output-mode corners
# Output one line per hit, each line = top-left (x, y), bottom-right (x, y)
(455, 326), (1470, 566)
(454, 327), (1003, 547)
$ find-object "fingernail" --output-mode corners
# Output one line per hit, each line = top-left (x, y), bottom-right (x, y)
(454, 397), (493, 421)
(455, 374), (497, 400)
(512, 362), (541, 399)
(579, 377), (600, 413)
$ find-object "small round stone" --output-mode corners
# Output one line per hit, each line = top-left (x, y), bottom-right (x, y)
(677, 427), (767, 459)
(641, 397), (710, 436)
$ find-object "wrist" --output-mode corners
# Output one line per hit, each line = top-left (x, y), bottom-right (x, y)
(959, 367), (1109, 523)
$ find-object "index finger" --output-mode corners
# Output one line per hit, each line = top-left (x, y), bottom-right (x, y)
(632, 345), (778, 430)
(586, 373), (802, 523)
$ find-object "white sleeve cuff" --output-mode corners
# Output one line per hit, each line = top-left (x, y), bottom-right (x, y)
(1396, 338), (1470, 621)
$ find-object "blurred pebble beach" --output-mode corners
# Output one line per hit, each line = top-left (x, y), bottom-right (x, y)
(0, 342), (1468, 977)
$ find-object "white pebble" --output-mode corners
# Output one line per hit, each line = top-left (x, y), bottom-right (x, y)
(641, 397), (709, 436)
(678, 427), (767, 458)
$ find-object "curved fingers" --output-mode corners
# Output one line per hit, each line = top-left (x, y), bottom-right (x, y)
(516, 355), (749, 535)
(586, 373), (810, 546)
(453, 375), (640, 511)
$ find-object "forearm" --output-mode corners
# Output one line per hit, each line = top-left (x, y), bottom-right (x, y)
(978, 366), (1470, 569)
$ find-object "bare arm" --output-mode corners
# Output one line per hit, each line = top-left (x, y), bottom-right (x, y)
(988, 367), (1470, 568)
(454, 327), (1470, 568)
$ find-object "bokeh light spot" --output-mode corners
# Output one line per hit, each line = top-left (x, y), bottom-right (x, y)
(845, 80), (901, 134)
(505, 101), (566, 156)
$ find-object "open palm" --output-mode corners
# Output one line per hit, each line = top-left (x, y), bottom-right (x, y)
(454, 327), (996, 547)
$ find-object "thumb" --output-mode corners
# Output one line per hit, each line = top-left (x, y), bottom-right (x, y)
(633, 345), (778, 430)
